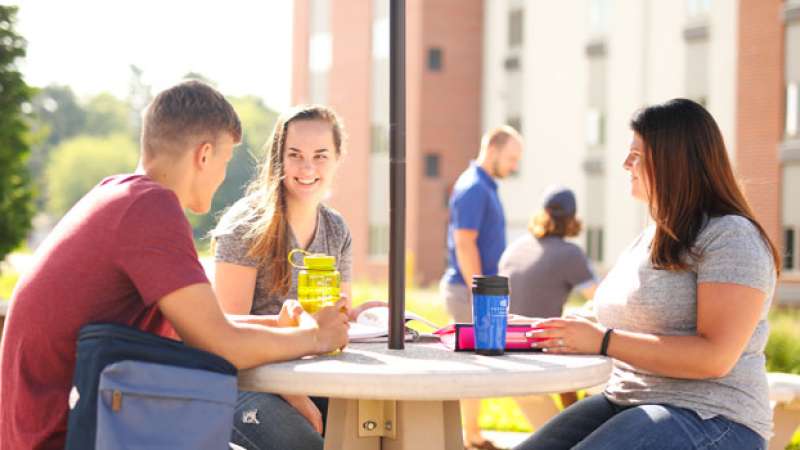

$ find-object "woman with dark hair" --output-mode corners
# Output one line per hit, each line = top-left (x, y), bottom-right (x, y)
(514, 98), (779, 450)
(212, 105), (356, 450)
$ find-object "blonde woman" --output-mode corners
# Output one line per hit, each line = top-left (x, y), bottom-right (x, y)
(212, 105), (354, 450)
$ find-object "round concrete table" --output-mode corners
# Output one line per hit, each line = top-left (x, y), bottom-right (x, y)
(239, 341), (611, 450)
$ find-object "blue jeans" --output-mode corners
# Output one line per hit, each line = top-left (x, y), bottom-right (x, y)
(231, 391), (326, 450)
(513, 394), (766, 450)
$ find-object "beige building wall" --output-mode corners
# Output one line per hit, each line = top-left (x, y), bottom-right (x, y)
(482, 0), (738, 272)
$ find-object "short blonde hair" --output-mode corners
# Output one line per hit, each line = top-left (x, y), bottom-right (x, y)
(480, 125), (522, 153)
(528, 210), (582, 239)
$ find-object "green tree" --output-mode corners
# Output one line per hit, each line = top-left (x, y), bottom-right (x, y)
(84, 93), (133, 138)
(0, 5), (35, 265)
(127, 64), (152, 137)
(45, 134), (138, 217)
(29, 85), (87, 150)
(27, 85), (87, 208)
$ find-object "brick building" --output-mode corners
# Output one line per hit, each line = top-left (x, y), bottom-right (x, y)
(739, 0), (800, 302)
(292, 0), (800, 302)
(292, 0), (483, 286)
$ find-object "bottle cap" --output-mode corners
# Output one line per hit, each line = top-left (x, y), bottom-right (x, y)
(288, 248), (336, 270)
(471, 275), (509, 295)
(303, 253), (336, 270)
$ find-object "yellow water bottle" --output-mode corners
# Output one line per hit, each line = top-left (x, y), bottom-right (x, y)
(289, 249), (340, 314)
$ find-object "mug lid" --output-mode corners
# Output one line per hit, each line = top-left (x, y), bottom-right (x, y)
(471, 275), (508, 289)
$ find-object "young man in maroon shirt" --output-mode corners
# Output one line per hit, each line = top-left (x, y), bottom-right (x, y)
(0, 81), (350, 450)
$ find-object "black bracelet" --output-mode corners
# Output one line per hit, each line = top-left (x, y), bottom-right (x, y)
(600, 328), (614, 356)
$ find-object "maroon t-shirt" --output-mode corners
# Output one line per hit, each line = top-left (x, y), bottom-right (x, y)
(0, 174), (209, 450)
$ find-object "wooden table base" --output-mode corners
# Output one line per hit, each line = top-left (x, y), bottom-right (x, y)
(324, 399), (463, 450)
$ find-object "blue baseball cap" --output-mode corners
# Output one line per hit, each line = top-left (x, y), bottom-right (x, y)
(541, 185), (576, 218)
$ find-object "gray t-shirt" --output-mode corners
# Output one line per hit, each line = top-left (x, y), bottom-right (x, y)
(213, 201), (352, 315)
(499, 235), (595, 318)
(595, 215), (776, 439)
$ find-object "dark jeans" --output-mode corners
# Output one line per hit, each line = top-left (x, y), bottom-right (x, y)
(513, 394), (766, 450)
(231, 391), (328, 450)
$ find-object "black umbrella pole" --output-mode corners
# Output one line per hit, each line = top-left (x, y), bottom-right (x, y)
(388, 0), (406, 350)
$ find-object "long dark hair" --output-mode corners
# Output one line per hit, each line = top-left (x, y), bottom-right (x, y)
(630, 98), (780, 273)
(220, 105), (345, 296)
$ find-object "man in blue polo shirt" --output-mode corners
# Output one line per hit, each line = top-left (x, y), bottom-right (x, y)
(440, 125), (523, 450)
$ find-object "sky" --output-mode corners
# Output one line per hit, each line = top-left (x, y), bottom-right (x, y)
(9, 0), (294, 111)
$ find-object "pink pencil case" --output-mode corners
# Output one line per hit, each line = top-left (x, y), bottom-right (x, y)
(433, 323), (547, 352)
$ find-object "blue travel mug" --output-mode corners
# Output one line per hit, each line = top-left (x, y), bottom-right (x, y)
(471, 275), (509, 356)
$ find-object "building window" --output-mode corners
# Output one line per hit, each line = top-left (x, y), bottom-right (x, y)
(589, 0), (611, 36)
(586, 227), (604, 262)
(368, 224), (390, 257)
(786, 21), (800, 138)
(508, 9), (524, 48)
(587, 53), (607, 149)
(371, 0), (389, 60)
(783, 164), (800, 271)
(504, 56), (520, 71)
(370, 124), (388, 153)
(687, 0), (711, 19)
(308, 0), (331, 104)
(586, 109), (606, 147)
(598, 229), (604, 262)
(788, 83), (799, 138)
(309, 33), (332, 73)
(685, 38), (709, 107)
(427, 47), (443, 71)
(507, 116), (522, 134)
(424, 153), (440, 178)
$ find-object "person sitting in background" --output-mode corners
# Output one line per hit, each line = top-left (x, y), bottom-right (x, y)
(499, 185), (597, 427)
(513, 98), (778, 450)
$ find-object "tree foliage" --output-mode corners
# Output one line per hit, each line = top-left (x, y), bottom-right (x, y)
(27, 82), (139, 213)
(24, 65), (279, 242)
(0, 5), (35, 264)
(45, 134), (138, 217)
(84, 93), (132, 137)
(29, 85), (87, 149)
(27, 85), (87, 208)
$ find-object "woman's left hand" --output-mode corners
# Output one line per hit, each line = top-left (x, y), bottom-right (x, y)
(281, 394), (323, 434)
(277, 300), (304, 327)
(525, 316), (607, 355)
